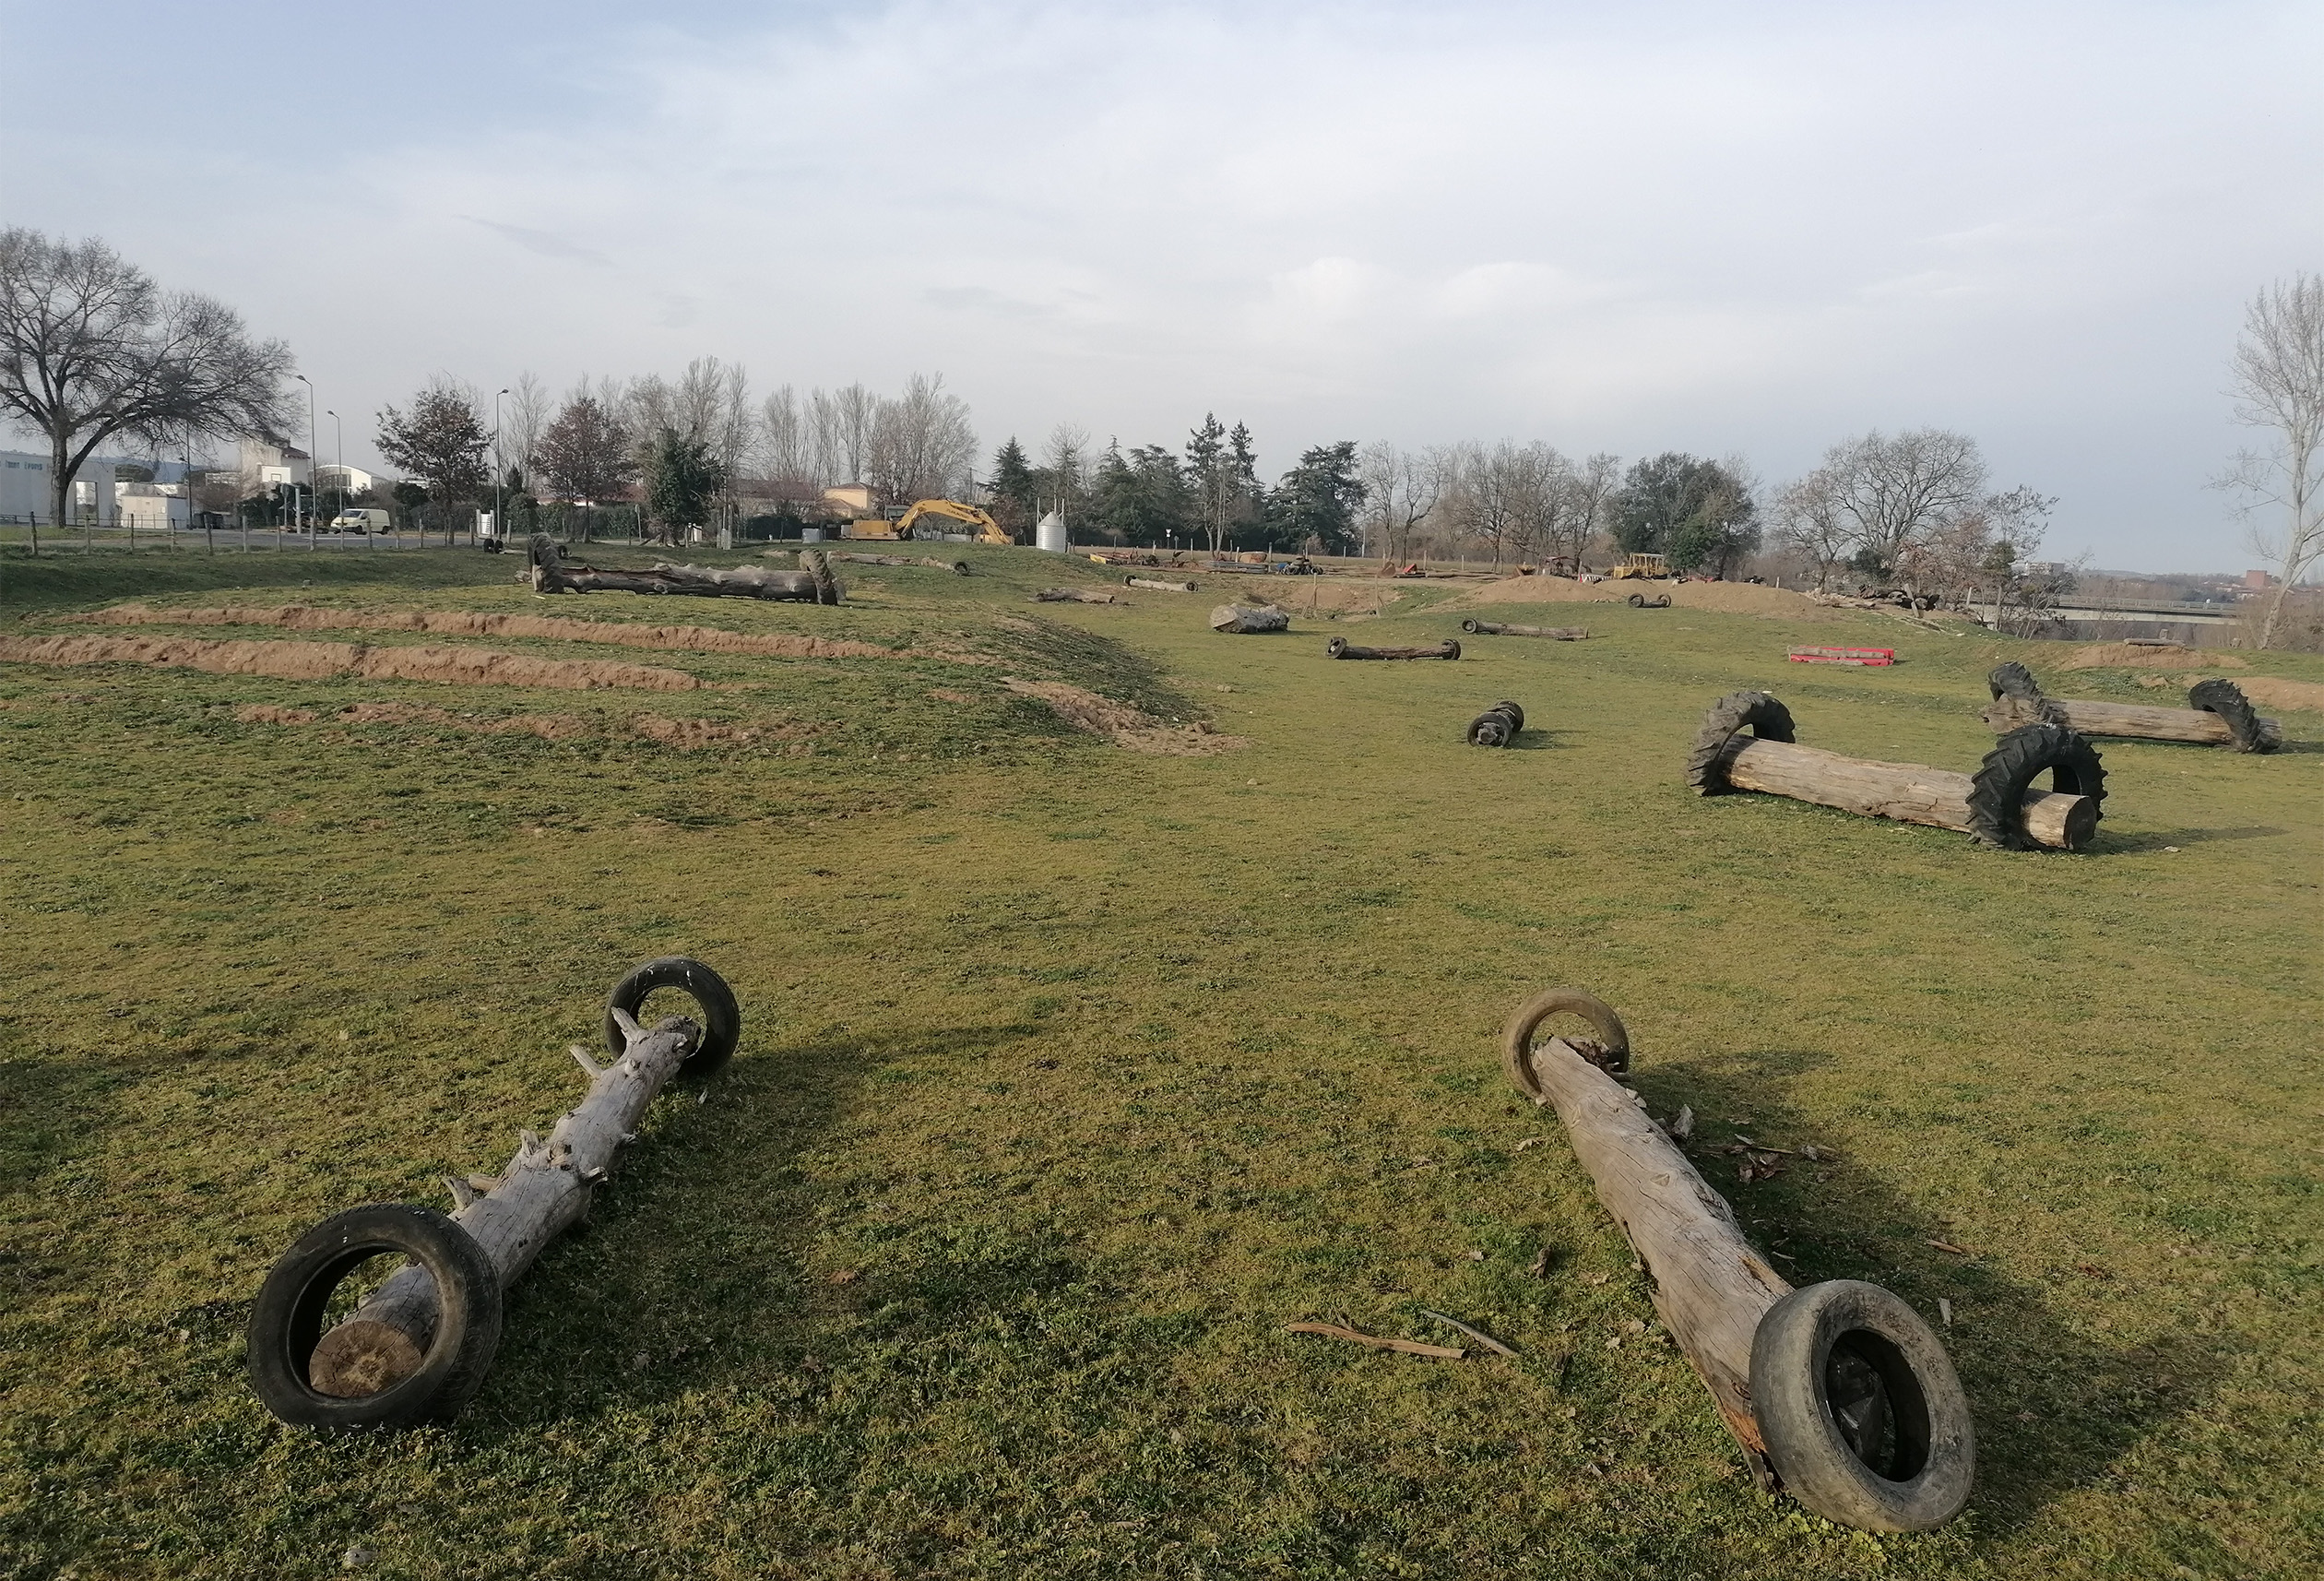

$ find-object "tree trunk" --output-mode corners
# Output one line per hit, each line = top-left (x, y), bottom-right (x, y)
(1126, 577), (1196, 592)
(530, 537), (838, 602)
(1209, 603), (1287, 633)
(1722, 737), (2093, 850)
(1513, 1030), (1792, 1482)
(1982, 693), (2280, 748)
(1035, 588), (1120, 604)
(1326, 636), (1458, 660)
(1460, 620), (1587, 639)
(307, 1014), (699, 1397)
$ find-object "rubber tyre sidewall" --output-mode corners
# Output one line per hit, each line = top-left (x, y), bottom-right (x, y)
(605, 957), (741, 1080)
(1687, 691), (1797, 794)
(1326, 637), (1349, 660)
(246, 1203), (503, 1430)
(1965, 724), (2105, 850)
(1987, 661), (2041, 703)
(2188, 678), (2274, 753)
(1750, 1280), (1974, 1532)
(1500, 988), (1632, 1097)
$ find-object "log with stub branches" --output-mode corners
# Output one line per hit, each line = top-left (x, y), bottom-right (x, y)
(1327, 636), (1459, 660)
(1034, 588), (1120, 604)
(530, 536), (841, 603)
(1460, 620), (1587, 639)
(305, 1010), (701, 1397)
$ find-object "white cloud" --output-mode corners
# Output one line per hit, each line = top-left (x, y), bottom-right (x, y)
(6, 1), (2321, 566)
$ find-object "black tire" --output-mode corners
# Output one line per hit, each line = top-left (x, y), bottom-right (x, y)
(1649, 594), (1672, 609)
(1750, 1280), (1974, 1532)
(1686, 691), (1796, 794)
(2188, 679), (2276, 753)
(1500, 988), (1631, 1096)
(1986, 662), (2042, 702)
(1627, 592), (1645, 607)
(1443, 639), (1462, 660)
(1466, 703), (1523, 747)
(1326, 636), (1350, 660)
(1461, 618), (1484, 634)
(1965, 724), (2105, 850)
(246, 1204), (502, 1430)
(604, 957), (741, 1080)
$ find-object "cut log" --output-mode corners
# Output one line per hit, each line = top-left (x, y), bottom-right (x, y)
(1034, 587), (1120, 604)
(1983, 686), (2280, 751)
(529, 535), (841, 603)
(1326, 637), (1459, 660)
(1502, 1000), (1789, 1481)
(1720, 738), (2093, 850)
(828, 551), (971, 575)
(1125, 577), (1197, 592)
(305, 1011), (703, 1397)
(1460, 620), (1587, 639)
(1210, 603), (1288, 633)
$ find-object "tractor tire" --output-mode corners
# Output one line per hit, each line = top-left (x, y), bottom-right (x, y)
(1964, 724), (2105, 850)
(1986, 662), (2042, 702)
(1626, 593), (1645, 608)
(1466, 701), (1524, 747)
(2188, 679), (2276, 754)
(1750, 1280), (1974, 1532)
(1687, 691), (1797, 794)
(1500, 988), (1632, 1098)
(604, 957), (741, 1080)
(247, 1204), (503, 1430)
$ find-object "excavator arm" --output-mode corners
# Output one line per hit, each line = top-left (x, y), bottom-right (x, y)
(892, 498), (1011, 545)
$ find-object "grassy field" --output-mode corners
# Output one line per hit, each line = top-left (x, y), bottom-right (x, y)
(0, 542), (2318, 1580)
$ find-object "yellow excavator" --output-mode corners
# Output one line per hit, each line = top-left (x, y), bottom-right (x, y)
(840, 498), (1013, 545)
(1607, 552), (1671, 580)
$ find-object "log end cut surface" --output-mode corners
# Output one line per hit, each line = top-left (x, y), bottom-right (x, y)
(308, 1319), (425, 1397)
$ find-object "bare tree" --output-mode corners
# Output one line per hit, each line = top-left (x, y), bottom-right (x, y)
(867, 372), (977, 502)
(1561, 451), (1623, 569)
(762, 385), (812, 485)
(1772, 470), (1854, 589)
(504, 371), (551, 485)
(1041, 422), (1090, 527)
(1448, 440), (1542, 566)
(1814, 429), (1987, 580)
(1358, 441), (1449, 563)
(0, 228), (294, 553)
(821, 384), (878, 484)
(2217, 273), (2324, 648)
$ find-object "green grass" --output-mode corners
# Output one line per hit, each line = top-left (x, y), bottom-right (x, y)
(1, 547), (2318, 1579)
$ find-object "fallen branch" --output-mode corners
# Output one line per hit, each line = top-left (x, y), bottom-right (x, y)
(1286, 1321), (1465, 1360)
(1033, 588), (1121, 604)
(1419, 1309), (1519, 1356)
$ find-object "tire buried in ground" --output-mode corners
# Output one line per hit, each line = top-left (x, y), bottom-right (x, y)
(1964, 723), (2105, 850)
(2188, 678), (2277, 754)
(1749, 1279), (1975, 1532)
(246, 1204), (503, 1430)
(605, 957), (741, 1079)
(1686, 690), (1798, 793)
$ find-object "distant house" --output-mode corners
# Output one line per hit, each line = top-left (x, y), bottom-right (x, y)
(114, 481), (189, 531)
(316, 463), (374, 495)
(238, 437), (312, 495)
(0, 447), (168, 524)
(822, 483), (875, 517)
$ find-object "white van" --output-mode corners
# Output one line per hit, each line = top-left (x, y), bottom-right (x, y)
(330, 508), (392, 533)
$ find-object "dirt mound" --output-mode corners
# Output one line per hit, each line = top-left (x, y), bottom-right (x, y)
(2062, 643), (2247, 671)
(2235, 676), (2324, 713)
(71, 602), (991, 664)
(1002, 678), (1248, 756)
(0, 634), (697, 691)
(1278, 581), (1417, 615)
(1445, 576), (1838, 621)
(233, 704), (319, 725)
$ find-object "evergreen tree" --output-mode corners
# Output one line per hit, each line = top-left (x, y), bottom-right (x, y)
(989, 435), (1038, 537)
(1265, 441), (1365, 553)
(1612, 453), (1759, 573)
(641, 426), (726, 544)
(1088, 441), (1192, 545)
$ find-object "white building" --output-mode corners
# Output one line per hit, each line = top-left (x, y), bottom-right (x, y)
(0, 446), (162, 524)
(237, 437), (311, 493)
(315, 463), (374, 495)
(114, 481), (189, 531)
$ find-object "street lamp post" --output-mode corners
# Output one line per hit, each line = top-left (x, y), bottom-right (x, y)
(294, 374), (318, 549)
(492, 386), (511, 549)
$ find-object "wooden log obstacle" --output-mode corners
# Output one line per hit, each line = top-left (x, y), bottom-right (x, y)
(826, 550), (970, 575)
(530, 535), (840, 603)
(1210, 603), (1289, 634)
(1125, 576), (1197, 592)
(1326, 636), (1460, 660)
(1625, 592), (1672, 608)
(1688, 691), (2105, 850)
(1984, 663), (2280, 753)
(1466, 699), (1525, 746)
(1460, 620), (1587, 639)
(1789, 646), (1895, 667)
(1034, 587), (1120, 604)
(246, 958), (741, 1429)
(1502, 990), (1974, 1532)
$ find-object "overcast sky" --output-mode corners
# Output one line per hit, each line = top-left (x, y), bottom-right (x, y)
(5, 1), (2318, 570)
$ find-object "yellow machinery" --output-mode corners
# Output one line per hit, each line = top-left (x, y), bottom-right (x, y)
(840, 498), (1012, 545)
(1607, 552), (1671, 580)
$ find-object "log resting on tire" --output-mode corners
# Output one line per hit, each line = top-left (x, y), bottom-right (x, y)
(1979, 665), (2277, 750)
(1690, 692), (2102, 850)
(1466, 699), (1525, 746)
(1326, 636), (1460, 660)
(1501, 989), (1973, 1530)
(530, 534), (841, 602)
